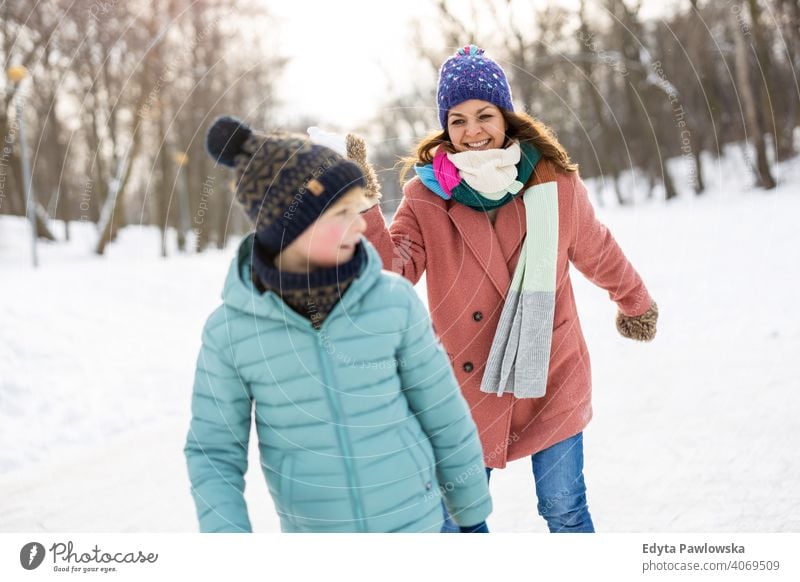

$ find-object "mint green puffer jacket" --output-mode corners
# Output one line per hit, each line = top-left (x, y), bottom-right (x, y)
(184, 235), (492, 532)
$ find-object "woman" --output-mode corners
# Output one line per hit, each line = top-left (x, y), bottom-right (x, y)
(361, 45), (658, 532)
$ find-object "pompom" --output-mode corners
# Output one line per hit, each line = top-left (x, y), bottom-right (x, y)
(205, 115), (252, 167)
(457, 44), (485, 57)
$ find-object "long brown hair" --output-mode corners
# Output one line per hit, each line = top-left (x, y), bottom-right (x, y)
(399, 108), (578, 184)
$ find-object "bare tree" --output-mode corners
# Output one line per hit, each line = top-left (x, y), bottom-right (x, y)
(733, 1), (777, 188)
(1, 0), (62, 238)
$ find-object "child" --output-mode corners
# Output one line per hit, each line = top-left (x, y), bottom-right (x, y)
(362, 45), (659, 532)
(183, 116), (492, 533)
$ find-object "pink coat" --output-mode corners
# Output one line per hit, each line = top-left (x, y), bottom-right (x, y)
(362, 159), (653, 468)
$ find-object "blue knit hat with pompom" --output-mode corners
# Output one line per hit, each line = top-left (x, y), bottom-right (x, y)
(436, 45), (514, 128)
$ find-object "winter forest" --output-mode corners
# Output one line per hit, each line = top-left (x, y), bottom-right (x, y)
(1, 0), (799, 534)
(2, 0), (797, 247)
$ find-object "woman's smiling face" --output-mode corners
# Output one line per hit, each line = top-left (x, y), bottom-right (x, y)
(446, 100), (508, 152)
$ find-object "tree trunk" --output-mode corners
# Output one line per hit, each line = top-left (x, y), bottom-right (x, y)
(747, 0), (796, 160)
(1, 112), (26, 216)
(613, 172), (627, 206)
(157, 109), (172, 259)
(33, 200), (57, 241)
(216, 182), (230, 249)
(577, 4), (626, 207)
(3, 117), (57, 239)
(94, 153), (131, 254)
(175, 167), (189, 252)
(775, 0), (799, 158)
(663, 163), (678, 201)
(94, 99), (149, 254)
(85, 92), (110, 222)
(94, 39), (156, 254)
(693, 148), (705, 194)
(733, 4), (777, 189)
(611, 0), (680, 201)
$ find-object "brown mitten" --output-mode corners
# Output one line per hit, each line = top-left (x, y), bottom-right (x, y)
(345, 133), (382, 204)
(616, 301), (658, 342)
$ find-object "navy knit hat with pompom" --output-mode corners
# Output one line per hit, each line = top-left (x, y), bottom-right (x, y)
(205, 115), (365, 254)
(437, 45), (514, 128)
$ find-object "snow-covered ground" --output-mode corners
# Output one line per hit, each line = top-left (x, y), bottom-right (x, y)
(1, 146), (799, 532)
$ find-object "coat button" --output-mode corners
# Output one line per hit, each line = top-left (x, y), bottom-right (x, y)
(472, 311), (483, 322)
(463, 362), (474, 373)
(425, 482), (432, 490)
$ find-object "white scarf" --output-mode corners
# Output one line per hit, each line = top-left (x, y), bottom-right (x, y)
(447, 141), (524, 200)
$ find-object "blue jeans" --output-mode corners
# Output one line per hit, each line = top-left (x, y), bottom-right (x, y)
(441, 432), (594, 533)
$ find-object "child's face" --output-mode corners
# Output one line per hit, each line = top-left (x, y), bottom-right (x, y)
(280, 186), (369, 271)
(447, 100), (507, 152)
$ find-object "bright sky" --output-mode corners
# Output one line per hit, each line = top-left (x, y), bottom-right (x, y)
(267, 1), (431, 129)
(266, 0), (677, 129)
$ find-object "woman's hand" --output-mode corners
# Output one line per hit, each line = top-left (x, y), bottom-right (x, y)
(345, 133), (382, 206)
(307, 127), (382, 207)
(616, 301), (658, 342)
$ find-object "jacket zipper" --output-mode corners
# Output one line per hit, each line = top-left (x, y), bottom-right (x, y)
(315, 332), (367, 532)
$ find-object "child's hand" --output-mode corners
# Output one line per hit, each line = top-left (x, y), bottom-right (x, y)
(616, 301), (658, 342)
